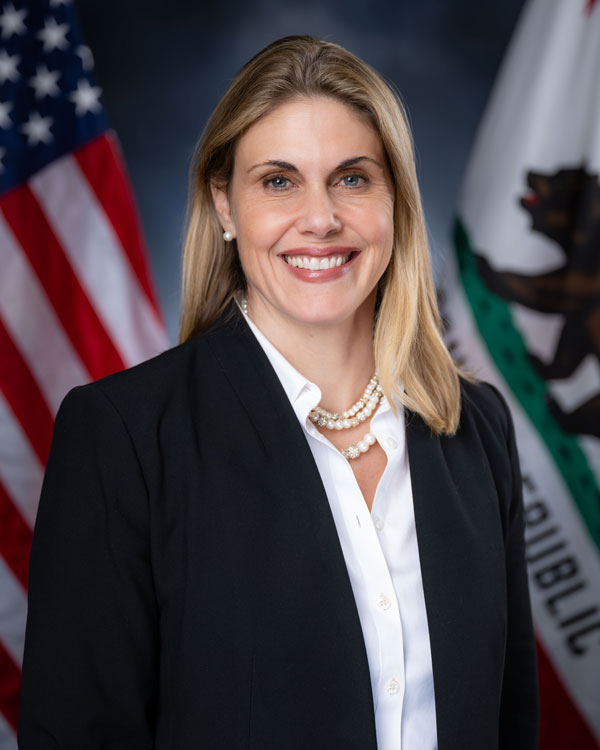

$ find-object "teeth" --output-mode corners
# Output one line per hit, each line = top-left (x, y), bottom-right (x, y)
(284, 254), (351, 269)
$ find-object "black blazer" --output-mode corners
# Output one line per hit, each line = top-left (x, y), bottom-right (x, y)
(19, 305), (539, 749)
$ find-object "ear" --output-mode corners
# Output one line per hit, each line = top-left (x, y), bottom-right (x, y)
(210, 180), (236, 237)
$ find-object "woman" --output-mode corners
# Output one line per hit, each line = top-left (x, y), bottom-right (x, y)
(19, 36), (538, 749)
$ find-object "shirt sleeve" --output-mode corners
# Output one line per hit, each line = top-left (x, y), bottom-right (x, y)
(18, 383), (158, 749)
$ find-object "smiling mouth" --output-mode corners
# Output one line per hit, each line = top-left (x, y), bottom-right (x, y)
(282, 253), (355, 270)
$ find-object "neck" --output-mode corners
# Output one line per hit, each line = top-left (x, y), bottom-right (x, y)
(244, 293), (377, 413)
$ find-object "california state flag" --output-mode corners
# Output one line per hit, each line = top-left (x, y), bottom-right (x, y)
(442, 0), (600, 745)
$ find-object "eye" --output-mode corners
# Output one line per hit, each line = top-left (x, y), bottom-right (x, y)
(263, 175), (290, 189)
(339, 173), (367, 187)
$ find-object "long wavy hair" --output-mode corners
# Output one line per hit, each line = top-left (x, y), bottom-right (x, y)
(179, 35), (461, 434)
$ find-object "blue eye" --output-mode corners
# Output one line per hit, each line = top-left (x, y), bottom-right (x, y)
(341, 173), (365, 187)
(264, 175), (289, 189)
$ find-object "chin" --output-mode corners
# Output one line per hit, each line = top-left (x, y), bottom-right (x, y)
(283, 298), (364, 327)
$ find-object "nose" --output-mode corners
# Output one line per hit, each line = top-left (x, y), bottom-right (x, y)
(295, 184), (342, 238)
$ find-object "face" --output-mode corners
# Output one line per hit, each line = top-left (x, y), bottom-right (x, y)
(211, 96), (395, 329)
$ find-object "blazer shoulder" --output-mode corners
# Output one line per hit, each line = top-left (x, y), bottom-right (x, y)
(57, 330), (220, 432)
(451, 379), (520, 504)
(83, 306), (248, 406)
(459, 377), (513, 440)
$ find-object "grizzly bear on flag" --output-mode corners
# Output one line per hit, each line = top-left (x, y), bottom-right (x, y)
(474, 166), (600, 438)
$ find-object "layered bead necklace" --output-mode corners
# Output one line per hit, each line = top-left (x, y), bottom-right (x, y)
(240, 296), (381, 460)
(309, 371), (382, 459)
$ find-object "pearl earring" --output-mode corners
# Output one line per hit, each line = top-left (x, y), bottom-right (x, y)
(223, 231), (234, 242)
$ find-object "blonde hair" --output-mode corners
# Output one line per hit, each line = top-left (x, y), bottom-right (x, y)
(180, 35), (461, 434)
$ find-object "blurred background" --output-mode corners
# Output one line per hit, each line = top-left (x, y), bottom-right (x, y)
(4, 1), (599, 747)
(76, 0), (525, 341)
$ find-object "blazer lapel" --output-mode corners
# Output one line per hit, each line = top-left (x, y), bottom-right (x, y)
(203, 304), (331, 504)
(407, 413), (506, 750)
(407, 416), (467, 748)
(203, 305), (358, 576)
(203, 305), (378, 747)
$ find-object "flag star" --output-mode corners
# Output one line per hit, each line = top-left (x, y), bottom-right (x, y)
(0, 99), (12, 128)
(75, 44), (94, 71)
(29, 63), (60, 99)
(0, 49), (20, 83)
(37, 17), (69, 52)
(0, 3), (27, 38)
(21, 111), (53, 145)
(69, 78), (102, 115)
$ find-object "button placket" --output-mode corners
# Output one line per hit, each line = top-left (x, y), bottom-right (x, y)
(249, 321), (434, 748)
(386, 678), (401, 696)
(302, 393), (411, 745)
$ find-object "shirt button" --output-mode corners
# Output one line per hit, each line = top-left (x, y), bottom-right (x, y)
(378, 593), (391, 611)
(373, 516), (384, 531)
(386, 678), (401, 696)
(386, 436), (398, 450)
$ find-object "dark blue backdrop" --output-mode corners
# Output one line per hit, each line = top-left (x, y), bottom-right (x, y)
(77, 0), (525, 341)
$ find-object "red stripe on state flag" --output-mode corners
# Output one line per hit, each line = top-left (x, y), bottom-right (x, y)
(537, 641), (598, 748)
(0, 481), (32, 590)
(74, 133), (163, 319)
(0, 187), (126, 383)
(0, 642), (20, 732)
(0, 318), (53, 466)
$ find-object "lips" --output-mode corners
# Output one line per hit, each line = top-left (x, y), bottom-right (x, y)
(279, 247), (358, 270)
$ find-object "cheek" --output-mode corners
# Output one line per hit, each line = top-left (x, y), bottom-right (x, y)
(236, 202), (291, 250)
(368, 206), (395, 275)
(378, 197), (395, 244)
(355, 199), (394, 252)
(234, 205), (291, 282)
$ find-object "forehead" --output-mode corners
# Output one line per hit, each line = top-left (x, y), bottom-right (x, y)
(234, 96), (385, 167)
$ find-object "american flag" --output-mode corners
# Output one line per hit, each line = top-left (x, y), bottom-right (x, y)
(0, 1), (168, 744)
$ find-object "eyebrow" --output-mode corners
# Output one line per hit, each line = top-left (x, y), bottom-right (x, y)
(246, 156), (384, 173)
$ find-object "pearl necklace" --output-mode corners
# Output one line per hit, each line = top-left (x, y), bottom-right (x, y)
(311, 372), (382, 460)
(309, 372), (382, 430)
(240, 296), (380, 461)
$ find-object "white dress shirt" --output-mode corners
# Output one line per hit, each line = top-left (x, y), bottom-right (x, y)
(242, 311), (438, 750)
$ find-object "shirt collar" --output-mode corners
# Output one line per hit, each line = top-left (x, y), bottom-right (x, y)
(239, 302), (402, 425)
(240, 306), (321, 420)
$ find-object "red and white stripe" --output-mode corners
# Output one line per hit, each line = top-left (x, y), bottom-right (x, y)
(0, 132), (168, 743)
